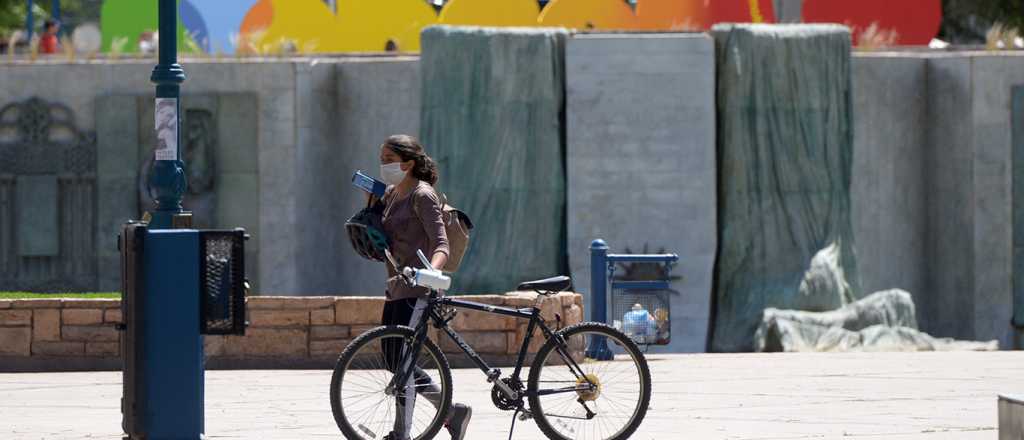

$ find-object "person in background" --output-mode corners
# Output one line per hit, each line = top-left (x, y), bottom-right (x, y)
(39, 19), (60, 54)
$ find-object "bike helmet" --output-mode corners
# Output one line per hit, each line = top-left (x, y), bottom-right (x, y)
(345, 204), (389, 262)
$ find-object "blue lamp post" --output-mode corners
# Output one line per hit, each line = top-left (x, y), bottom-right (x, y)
(148, 0), (190, 229)
(26, 0), (33, 40)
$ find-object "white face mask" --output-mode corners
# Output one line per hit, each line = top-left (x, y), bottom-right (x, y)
(380, 162), (407, 185)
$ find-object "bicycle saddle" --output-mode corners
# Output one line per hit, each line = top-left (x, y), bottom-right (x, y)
(517, 275), (572, 293)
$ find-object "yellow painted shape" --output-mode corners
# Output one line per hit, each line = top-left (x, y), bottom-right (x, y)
(439, 0), (540, 27)
(635, 0), (710, 30)
(334, 0), (439, 52)
(749, 0), (764, 23)
(253, 0), (345, 52)
(538, 0), (638, 30)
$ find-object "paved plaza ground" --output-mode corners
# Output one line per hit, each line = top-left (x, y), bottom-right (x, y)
(2, 351), (1021, 439)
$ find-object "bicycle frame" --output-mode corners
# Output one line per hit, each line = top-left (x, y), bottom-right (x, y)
(389, 290), (594, 401)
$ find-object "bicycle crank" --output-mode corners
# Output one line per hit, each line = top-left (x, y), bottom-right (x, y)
(491, 378), (523, 411)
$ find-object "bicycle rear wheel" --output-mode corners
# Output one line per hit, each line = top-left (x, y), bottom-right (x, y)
(330, 325), (452, 440)
(528, 322), (652, 440)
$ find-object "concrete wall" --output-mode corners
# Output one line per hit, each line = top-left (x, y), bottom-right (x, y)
(565, 34), (717, 353)
(852, 52), (1024, 347)
(851, 54), (930, 326)
(0, 57), (423, 297)
(962, 54), (1024, 347)
(330, 58), (421, 296)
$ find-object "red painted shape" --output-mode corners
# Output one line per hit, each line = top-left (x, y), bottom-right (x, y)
(802, 0), (942, 45)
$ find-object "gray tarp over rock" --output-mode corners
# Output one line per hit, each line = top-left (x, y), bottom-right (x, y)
(420, 26), (569, 293)
(710, 24), (860, 352)
(756, 290), (999, 352)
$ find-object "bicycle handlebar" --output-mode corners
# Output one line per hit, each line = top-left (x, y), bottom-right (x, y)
(388, 248), (452, 291)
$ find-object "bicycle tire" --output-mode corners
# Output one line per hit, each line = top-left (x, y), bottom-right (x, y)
(527, 322), (652, 440)
(330, 325), (453, 440)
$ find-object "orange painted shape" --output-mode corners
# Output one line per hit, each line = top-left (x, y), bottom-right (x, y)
(240, 0), (273, 35)
(440, 0), (539, 27)
(538, 0), (638, 30)
(710, 0), (776, 24)
(803, 0), (941, 45)
(635, 0), (711, 31)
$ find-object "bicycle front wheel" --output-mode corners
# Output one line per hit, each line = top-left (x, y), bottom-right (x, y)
(330, 325), (452, 440)
(528, 322), (652, 440)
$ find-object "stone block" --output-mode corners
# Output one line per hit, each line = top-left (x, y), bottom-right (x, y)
(452, 309), (515, 332)
(32, 341), (84, 356)
(104, 309), (123, 324)
(10, 299), (61, 309)
(516, 325), (547, 353)
(558, 293), (576, 307)
(224, 328), (307, 357)
(310, 308), (335, 325)
(0, 327), (31, 355)
(440, 331), (506, 354)
(32, 309), (60, 341)
(0, 310), (32, 326)
(247, 296), (335, 310)
(16, 175), (59, 256)
(249, 310), (309, 327)
(204, 335), (226, 356)
(311, 325), (350, 340)
(565, 305), (583, 326)
(62, 299), (120, 309)
(540, 299), (560, 322)
(336, 298), (383, 325)
(349, 325), (379, 337)
(85, 342), (119, 356)
(502, 295), (536, 308)
(0, 300), (11, 309)
(311, 339), (350, 358)
(62, 309), (104, 326)
(62, 325), (119, 342)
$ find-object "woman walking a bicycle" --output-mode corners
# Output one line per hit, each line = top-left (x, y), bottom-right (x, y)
(334, 134), (652, 440)
(374, 135), (472, 440)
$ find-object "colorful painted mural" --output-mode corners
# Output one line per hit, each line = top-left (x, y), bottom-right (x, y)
(99, 0), (943, 54)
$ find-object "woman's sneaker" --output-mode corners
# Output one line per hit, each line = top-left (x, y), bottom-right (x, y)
(445, 403), (472, 440)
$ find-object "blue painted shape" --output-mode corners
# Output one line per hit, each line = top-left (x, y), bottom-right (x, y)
(179, 0), (209, 52)
(143, 229), (203, 439)
(189, 0), (260, 55)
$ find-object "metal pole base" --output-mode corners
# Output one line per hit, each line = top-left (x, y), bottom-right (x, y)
(585, 336), (614, 361)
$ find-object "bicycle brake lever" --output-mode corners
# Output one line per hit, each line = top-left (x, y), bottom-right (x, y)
(416, 249), (432, 269)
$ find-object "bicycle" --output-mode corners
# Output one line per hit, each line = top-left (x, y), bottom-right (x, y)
(329, 250), (652, 440)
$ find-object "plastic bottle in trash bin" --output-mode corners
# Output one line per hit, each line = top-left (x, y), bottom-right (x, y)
(623, 303), (655, 341)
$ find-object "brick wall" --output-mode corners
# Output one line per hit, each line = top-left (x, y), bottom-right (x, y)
(0, 293), (583, 372)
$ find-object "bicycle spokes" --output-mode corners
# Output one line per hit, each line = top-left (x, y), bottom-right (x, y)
(532, 330), (646, 440)
(336, 333), (447, 440)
